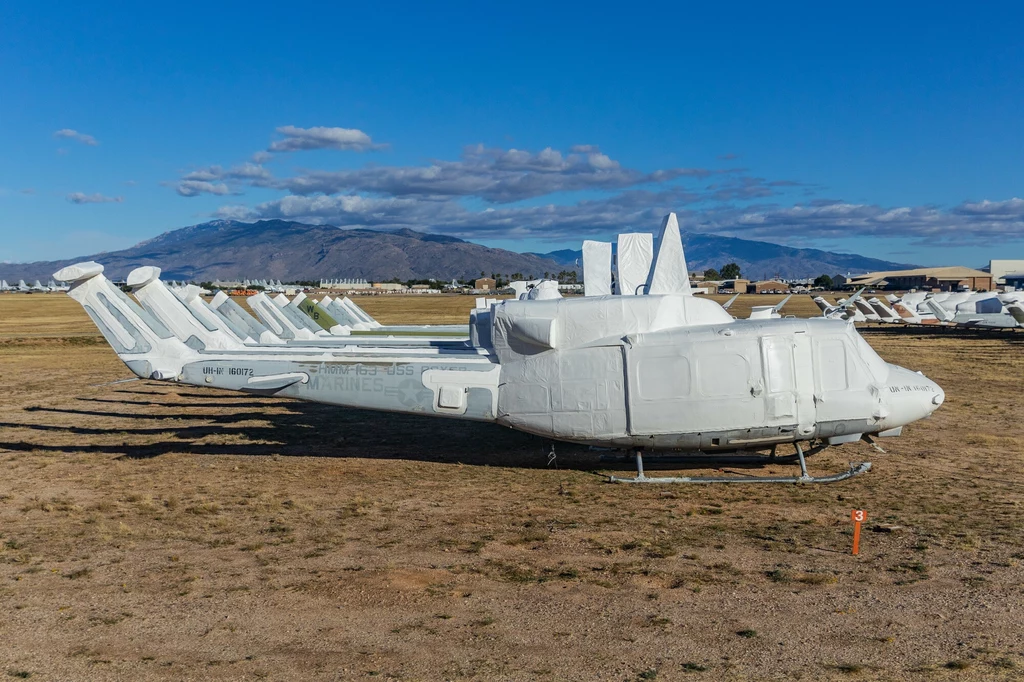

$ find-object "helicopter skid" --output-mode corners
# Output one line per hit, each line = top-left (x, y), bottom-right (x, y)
(606, 443), (872, 484)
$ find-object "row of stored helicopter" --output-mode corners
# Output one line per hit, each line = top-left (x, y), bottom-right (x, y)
(813, 289), (1024, 329)
(0, 279), (69, 293)
(55, 213), (945, 483)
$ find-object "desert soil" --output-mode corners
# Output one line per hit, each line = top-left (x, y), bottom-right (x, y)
(0, 294), (1022, 681)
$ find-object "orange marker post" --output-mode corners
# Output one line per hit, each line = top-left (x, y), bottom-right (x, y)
(850, 509), (867, 555)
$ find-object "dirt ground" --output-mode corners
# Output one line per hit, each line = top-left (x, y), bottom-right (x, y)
(1, 294), (1022, 681)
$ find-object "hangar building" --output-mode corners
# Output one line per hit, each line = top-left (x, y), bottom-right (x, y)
(988, 260), (1024, 288)
(844, 266), (993, 292)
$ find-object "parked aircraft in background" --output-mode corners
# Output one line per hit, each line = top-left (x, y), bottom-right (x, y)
(812, 288), (867, 321)
(867, 298), (900, 323)
(822, 288), (1024, 330)
(748, 294), (792, 320)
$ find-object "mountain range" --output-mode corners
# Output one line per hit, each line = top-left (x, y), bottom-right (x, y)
(3, 219), (915, 282)
(531, 233), (916, 280)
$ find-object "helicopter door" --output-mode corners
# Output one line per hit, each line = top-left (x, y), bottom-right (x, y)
(760, 334), (816, 437)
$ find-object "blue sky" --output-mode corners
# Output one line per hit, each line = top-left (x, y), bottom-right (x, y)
(2, 1), (1023, 267)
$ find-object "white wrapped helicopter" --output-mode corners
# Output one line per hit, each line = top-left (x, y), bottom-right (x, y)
(56, 214), (944, 484)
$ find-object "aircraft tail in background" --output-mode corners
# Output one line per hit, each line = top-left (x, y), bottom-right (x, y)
(52, 262), (198, 380)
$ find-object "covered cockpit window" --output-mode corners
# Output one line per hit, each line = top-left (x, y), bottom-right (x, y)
(845, 325), (889, 383)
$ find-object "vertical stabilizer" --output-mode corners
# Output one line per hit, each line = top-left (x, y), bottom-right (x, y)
(645, 213), (692, 296)
(248, 292), (321, 340)
(341, 297), (381, 328)
(210, 292), (284, 344)
(925, 298), (955, 322)
(1007, 304), (1024, 325)
(893, 302), (924, 323)
(276, 293), (329, 334)
(582, 240), (613, 296)
(294, 294), (351, 335)
(325, 298), (370, 329)
(128, 267), (243, 350)
(868, 298), (899, 323)
(854, 299), (881, 321)
(179, 285), (255, 344)
(54, 262), (197, 379)
(616, 233), (653, 296)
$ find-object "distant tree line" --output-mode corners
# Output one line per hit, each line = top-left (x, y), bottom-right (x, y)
(702, 263), (741, 280)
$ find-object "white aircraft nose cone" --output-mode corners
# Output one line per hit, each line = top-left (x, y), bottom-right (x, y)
(882, 366), (944, 428)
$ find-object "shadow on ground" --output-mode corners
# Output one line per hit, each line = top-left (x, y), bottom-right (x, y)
(2, 386), (593, 470)
(0, 385), (838, 479)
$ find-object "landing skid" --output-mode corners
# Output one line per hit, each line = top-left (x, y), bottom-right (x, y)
(606, 443), (871, 484)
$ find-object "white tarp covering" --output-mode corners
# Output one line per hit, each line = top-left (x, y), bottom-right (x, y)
(492, 294), (734, 358)
(645, 213), (691, 296)
(616, 233), (653, 296)
(526, 280), (562, 300)
(510, 280), (541, 299)
(957, 296), (1002, 314)
(582, 240), (612, 297)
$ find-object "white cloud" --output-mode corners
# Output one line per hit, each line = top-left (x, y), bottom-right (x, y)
(66, 192), (122, 204)
(172, 129), (1024, 248)
(213, 190), (1024, 246)
(269, 145), (717, 203)
(701, 199), (1024, 244)
(53, 129), (98, 146)
(952, 197), (1024, 217)
(176, 163), (273, 196)
(176, 181), (231, 197)
(268, 125), (381, 152)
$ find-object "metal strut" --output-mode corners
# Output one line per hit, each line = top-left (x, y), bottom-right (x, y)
(795, 441), (810, 481)
(606, 442), (871, 484)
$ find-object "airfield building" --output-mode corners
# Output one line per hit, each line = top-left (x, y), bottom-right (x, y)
(719, 279), (749, 293)
(321, 279), (372, 291)
(474, 277), (497, 291)
(749, 280), (790, 294)
(845, 266), (993, 292)
(988, 259), (1024, 288)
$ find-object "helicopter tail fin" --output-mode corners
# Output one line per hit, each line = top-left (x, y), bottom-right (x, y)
(53, 262), (197, 380)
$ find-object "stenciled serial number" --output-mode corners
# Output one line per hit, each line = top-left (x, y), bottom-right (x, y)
(203, 366), (254, 377)
(888, 384), (934, 393)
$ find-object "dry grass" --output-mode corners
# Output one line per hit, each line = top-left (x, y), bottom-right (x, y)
(347, 291), (818, 325)
(0, 293), (1022, 680)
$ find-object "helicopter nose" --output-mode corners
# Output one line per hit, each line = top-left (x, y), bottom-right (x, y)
(882, 365), (944, 428)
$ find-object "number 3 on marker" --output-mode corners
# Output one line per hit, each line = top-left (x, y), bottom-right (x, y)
(850, 509), (866, 555)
